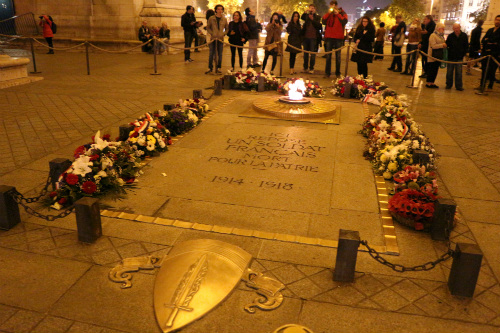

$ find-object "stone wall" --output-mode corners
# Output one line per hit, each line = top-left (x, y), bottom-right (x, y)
(13, 0), (205, 41)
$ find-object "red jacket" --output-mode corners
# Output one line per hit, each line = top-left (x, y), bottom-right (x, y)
(322, 10), (348, 39)
(39, 15), (53, 38)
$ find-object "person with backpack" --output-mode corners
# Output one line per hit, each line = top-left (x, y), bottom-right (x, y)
(39, 15), (55, 54)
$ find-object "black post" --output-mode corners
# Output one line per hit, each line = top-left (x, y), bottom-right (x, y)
(412, 149), (430, 165)
(257, 75), (265, 92)
(193, 89), (203, 99)
(163, 103), (176, 111)
(29, 38), (41, 74)
(214, 79), (222, 95)
(49, 158), (72, 190)
(343, 82), (352, 98)
(478, 56), (491, 95)
(119, 124), (135, 141)
(223, 74), (232, 89)
(448, 243), (483, 298)
(85, 42), (90, 75)
(407, 50), (419, 88)
(75, 197), (102, 243)
(278, 42), (283, 77)
(0, 186), (21, 230)
(333, 229), (360, 282)
(431, 198), (456, 241)
(151, 38), (161, 75)
(344, 44), (350, 77)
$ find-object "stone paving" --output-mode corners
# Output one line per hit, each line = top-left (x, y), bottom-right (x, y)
(0, 44), (500, 333)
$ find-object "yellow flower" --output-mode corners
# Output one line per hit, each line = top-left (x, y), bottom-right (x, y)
(398, 154), (406, 160)
(383, 171), (393, 180)
(129, 137), (137, 143)
(380, 154), (388, 163)
(388, 162), (398, 172)
(147, 135), (156, 144)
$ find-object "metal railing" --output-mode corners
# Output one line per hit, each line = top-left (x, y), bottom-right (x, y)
(0, 12), (40, 36)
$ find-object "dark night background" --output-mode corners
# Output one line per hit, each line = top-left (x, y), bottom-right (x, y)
(336, 0), (392, 16)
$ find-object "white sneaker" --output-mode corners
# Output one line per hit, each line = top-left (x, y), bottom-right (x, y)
(308, 70), (314, 74)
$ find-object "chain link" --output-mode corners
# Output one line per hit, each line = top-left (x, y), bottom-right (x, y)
(10, 188), (75, 221)
(361, 240), (454, 272)
(14, 175), (52, 204)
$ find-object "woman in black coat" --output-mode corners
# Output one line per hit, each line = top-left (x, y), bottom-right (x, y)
(352, 16), (376, 78)
(228, 11), (248, 71)
(285, 12), (302, 75)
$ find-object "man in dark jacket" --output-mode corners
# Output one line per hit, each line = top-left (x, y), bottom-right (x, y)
(388, 15), (405, 72)
(419, 15), (435, 77)
(478, 15), (500, 92)
(469, 20), (483, 60)
(445, 23), (468, 90)
(181, 5), (202, 63)
(245, 7), (261, 68)
(301, 4), (323, 74)
(138, 20), (152, 53)
(322, 0), (348, 77)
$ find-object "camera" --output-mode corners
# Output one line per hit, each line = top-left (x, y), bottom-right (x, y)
(309, 11), (313, 15)
(39, 16), (43, 19)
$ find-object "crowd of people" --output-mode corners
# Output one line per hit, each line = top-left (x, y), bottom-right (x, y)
(134, 4), (500, 92)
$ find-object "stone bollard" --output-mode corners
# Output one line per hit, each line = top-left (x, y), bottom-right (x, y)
(214, 79), (222, 96)
(342, 83), (352, 98)
(193, 89), (203, 99)
(223, 75), (233, 89)
(49, 158), (72, 190)
(412, 149), (430, 165)
(257, 75), (265, 92)
(0, 185), (21, 230)
(119, 124), (135, 142)
(333, 229), (360, 282)
(75, 197), (102, 243)
(431, 198), (456, 241)
(163, 103), (176, 111)
(448, 243), (483, 298)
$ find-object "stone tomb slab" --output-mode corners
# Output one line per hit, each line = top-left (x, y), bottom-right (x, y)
(143, 123), (337, 215)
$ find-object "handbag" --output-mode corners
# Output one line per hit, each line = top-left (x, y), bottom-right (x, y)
(432, 48), (444, 60)
(394, 33), (404, 47)
(440, 48), (448, 68)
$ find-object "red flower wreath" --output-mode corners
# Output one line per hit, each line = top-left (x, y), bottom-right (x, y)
(66, 173), (79, 185)
(82, 181), (97, 194)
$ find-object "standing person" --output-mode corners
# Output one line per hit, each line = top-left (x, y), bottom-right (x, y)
(419, 15), (435, 78)
(466, 20), (483, 74)
(244, 8), (261, 68)
(38, 15), (54, 54)
(228, 11), (248, 71)
(322, 0), (348, 77)
(138, 20), (153, 53)
(261, 13), (283, 75)
(401, 18), (422, 75)
(181, 6), (201, 63)
(206, 4), (228, 74)
(426, 23), (446, 88)
(477, 15), (500, 92)
(301, 4), (322, 74)
(374, 22), (386, 60)
(388, 15), (406, 72)
(286, 11), (302, 75)
(445, 23), (468, 90)
(351, 16), (375, 78)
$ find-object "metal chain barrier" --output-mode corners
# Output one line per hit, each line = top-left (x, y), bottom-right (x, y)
(13, 175), (52, 204)
(361, 239), (454, 272)
(9, 187), (75, 221)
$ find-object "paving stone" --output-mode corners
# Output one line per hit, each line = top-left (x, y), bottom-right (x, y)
(0, 304), (16, 325)
(66, 321), (103, 333)
(352, 274), (386, 297)
(115, 242), (147, 259)
(370, 289), (410, 311)
(391, 279), (429, 302)
(91, 248), (122, 266)
(31, 316), (73, 333)
(414, 294), (454, 317)
(286, 277), (324, 300)
(0, 309), (43, 333)
(322, 285), (366, 306)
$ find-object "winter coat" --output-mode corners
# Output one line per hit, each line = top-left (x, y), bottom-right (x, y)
(421, 20), (436, 47)
(352, 25), (375, 63)
(428, 31), (445, 63)
(301, 12), (322, 41)
(207, 15), (228, 41)
(39, 15), (53, 38)
(446, 31), (468, 61)
(322, 9), (348, 39)
(264, 23), (283, 55)
(245, 15), (260, 40)
(285, 21), (302, 53)
(181, 12), (197, 33)
(228, 21), (249, 45)
(481, 27), (500, 57)
(138, 26), (150, 42)
(469, 25), (482, 53)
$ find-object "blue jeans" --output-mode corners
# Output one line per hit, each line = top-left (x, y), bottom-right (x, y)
(303, 38), (317, 70)
(325, 38), (344, 76)
(446, 63), (463, 89)
(208, 39), (224, 70)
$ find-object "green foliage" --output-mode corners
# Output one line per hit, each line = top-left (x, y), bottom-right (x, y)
(388, 0), (424, 23)
(207, 0), (244, 15)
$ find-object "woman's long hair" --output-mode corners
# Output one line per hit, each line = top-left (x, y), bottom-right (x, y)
(290, 11), (301, 27)
(356, 16), (375, 35)
(233, 11), (242, 22)
(269, 12), (281, 24)
(206, 9), (215, 20)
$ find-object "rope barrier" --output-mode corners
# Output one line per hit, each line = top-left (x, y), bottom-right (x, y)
(490, 55), (500, 67)
(155, 37), (214, 50)
(352, 46), (419, 57)
(87, 39), (153, 53)
(31, 37), (86, 51)
(418, 50), (490, 65)
(283, 41), (348, 55)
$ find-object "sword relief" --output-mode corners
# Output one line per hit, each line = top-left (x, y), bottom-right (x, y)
(164, 254), (209, 327)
